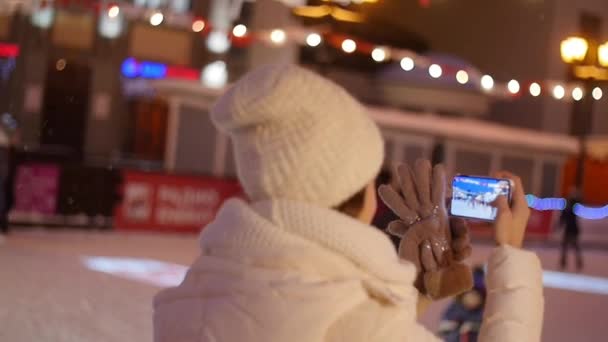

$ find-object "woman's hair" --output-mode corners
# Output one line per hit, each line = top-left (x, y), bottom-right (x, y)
(335, 187), (367, 218)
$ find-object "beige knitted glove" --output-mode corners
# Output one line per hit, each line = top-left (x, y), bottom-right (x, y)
(378, 160), (473, 299)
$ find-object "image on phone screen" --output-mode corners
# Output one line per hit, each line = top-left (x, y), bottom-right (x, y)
(450, 175), (511, 221)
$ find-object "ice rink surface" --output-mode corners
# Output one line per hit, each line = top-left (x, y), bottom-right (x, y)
(2, 228), (608, 341)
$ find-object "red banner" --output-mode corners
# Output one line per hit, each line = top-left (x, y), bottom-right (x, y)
(114, 171), (242, 233)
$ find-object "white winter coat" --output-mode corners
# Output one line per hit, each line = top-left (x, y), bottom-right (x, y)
(153, 198), (544, 342)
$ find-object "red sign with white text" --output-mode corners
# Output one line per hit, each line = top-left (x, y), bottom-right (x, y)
(114, 171), (242, 233)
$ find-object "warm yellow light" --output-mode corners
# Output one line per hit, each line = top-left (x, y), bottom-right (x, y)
(428, 64), (442, 78)
(341, 39), (356, 53)
(371, 47), (387, 62)
(330, 7), (364, 23)
(507, 79), (520, 94)
(598, 42), (608, 67)
(292, 5), (332, 18)
(560, 37), (588, 63)
(553, 85), (565, 99)
(400, 57), (414, 71)
(108, 5), (120, 18)
(293, 5), (364, 22)
(480, 75), (494, 91)
(529, 83), (541, 97)
(192, 20), (205, 33)
(56, 59), (66, 71)
(233, 24), (247, 38)
(572, 87), (584, 101)
(456, 70), (469, 84)
(593, 87), (603, 100)
(270, 29), (286, 44)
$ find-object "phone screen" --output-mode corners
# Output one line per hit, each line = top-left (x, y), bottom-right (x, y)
(450, 175), (511, 221)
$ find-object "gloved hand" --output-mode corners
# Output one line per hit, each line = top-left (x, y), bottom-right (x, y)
(378, 160), (473, 299)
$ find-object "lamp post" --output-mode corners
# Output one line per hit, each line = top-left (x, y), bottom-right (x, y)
(560, 36), (608, 193)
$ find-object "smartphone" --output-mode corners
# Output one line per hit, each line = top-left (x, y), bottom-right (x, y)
(449, 175), (512, 221)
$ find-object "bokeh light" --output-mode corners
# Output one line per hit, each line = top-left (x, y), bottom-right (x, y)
(428, 64), (442, 78)
(481, 75), (494, 90)
(149, 12), (164, 26)
(508, 79), (520, 94)
(192, 20), (205, 33)
(306, 33), (322, 47)
(456, 70), (469, 84)
(270, 29), (286, 45)
(232, 24), (247, 38)
(400, 57), (414, 71)
(553, 85), (565, 99)
(371, 47), (387, 62)
(341, 39), (357, 53)
(530, 82), (541, 97)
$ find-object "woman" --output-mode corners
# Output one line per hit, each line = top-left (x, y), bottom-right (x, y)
(153, 64), (543, 341)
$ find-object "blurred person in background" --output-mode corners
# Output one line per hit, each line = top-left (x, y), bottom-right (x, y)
(0, 115), (17, 238)
(438, 265), (486, 342)
(558, 188), (584, 271)
(153, 64), (544, 342)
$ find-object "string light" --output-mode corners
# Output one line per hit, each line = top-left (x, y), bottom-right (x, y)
(400, 57), (414, 71)
(191, 19), (205, 33)
(270, 29), (286, 45)
(572, 87), (583, 101)
(573, 203), (608, 220)
(593, 87), (603, 100)
(232, 24), (247, 38)
(108, 5), (120, 18)
(149, 12), (164, 26)
(428, 64), (442, 78)
(207, 31), (230, 54)
(18, 4), (603, 100)
(525, 194), (566, 211)
(341, 39), (356, 53)
(456, 70), (469, 84)
(507, 79), (520, 94)
(553, 85), (565, 99)
(530, 83), (541, 97)
(481, 75), (494, 91)
(371, 47), (387, 62)
(306, 33), (322, 47)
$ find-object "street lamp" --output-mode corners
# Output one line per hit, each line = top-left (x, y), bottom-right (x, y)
(560, 37), (588, 63)
(560, 35), (608, 194)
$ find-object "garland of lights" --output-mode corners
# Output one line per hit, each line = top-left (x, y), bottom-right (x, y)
(524, 194), (608, 219)
(0, 1), (605, 102)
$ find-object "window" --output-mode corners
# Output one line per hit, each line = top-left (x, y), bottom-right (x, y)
(541, 162), (559, 197)
(501, 156), (534, 191)
(403, 144), (424, 166)
(453, 149), (491, 176)
(384, 139), (394, 166)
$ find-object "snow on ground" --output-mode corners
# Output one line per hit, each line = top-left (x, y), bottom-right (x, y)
(2, 228), (608, 342)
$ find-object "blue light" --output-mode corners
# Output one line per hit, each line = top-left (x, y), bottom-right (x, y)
(121, 58), (139, 78)
(140, 61), (167, 79)
(526, 194), (566, 211)
(573, 203), (608, 220)
(121, 59), (168, 79)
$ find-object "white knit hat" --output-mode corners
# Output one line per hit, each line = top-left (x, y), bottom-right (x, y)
(211, 64), (384, 208)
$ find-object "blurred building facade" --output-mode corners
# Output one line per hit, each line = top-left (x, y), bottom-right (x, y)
(0, 0), (607, 205)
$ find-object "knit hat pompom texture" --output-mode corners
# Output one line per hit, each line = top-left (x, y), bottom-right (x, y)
(211, 64), (384, 208)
